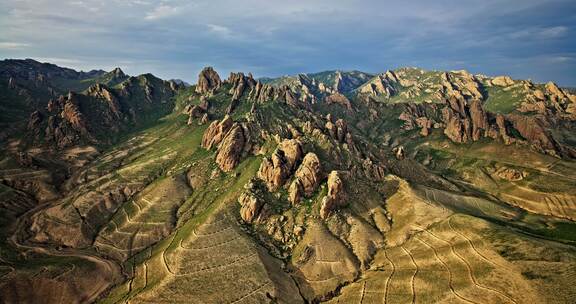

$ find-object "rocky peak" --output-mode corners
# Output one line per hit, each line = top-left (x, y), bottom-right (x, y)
(358, 74), (395, 97)
(111, 67), (126, 78)
(249, 81), (276, 103)
(195, 67), (222, 94)
(227, 72), (256, 101)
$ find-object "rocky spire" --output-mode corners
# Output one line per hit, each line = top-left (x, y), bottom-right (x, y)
(195, 67), (222, 94)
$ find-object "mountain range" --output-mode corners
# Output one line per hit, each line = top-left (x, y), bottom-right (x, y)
(0, 58), (575, 303)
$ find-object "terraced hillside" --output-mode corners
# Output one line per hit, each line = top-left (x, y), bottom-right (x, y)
(0, 61), (575, 303)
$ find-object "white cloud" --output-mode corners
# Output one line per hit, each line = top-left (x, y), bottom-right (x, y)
(539, 26), (568, 38)
(546, 56), (573, 63)
(207, 24), (232, 36)
(0, 42), (30, 49)
(144, 4), (180, 20)
(509, 26), (568, 39)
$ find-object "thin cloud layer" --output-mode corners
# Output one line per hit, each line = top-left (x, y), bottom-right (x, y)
(0, 0), (574, 86)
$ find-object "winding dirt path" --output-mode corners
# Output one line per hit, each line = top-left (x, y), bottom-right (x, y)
(227, 281), (271, 304)
(8, 198), (122, 304)
(400, 246), (418, 304)
(421, 224), (517, 304)
(382, 249), (396, 304)
(415, 236), (478, 304)
(447, 217), (514, 272)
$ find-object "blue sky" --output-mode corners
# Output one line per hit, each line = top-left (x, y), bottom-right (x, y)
(0, 0), (575, 86)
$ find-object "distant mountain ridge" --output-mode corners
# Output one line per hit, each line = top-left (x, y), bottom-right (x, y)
(0, 59), (181, 146)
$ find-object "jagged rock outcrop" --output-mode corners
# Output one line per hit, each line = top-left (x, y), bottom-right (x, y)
(258, 139), (303, 191)
(280, 86), (300, 108)
(278, 139), (303, 170)
(86, 84), (121, 117)
(27, 111), (43, 138)
(360, 157), (387, 181)
(258, 150), (291, 191)
(496, 114), (512, 144)
(358, 72), (396, 97)
(399, 103), (440, 135)
(249, 81), (276, 103)
(227, 72), (256, 101)
(491, 76), (514, 87)
(61, 92), (89, 134)
(506, 114), (560, 156)
(288, 179), (303, 205)
(24, 71), (177, 148)
(238, 179), (268, 223)
(494, 166), (525, 181)
(394, 146), (405, 160)
(469, 99), (488, 141)
(440, 71), (483, 101)
(335, 119), (348, 143)
(195, 67), (221, 94)
(199, 113), (209, 125)
(439, 96), (490, 143)
(325, 93), (353, 111)
(186, 105), (205, 125)
(442, 107), (471, 143)
(294, 153), (321, 196)
(201, 115), (233, 149)
(325, 116), (350, 144)
(215, 123), (246, 172)
(36, 92), (91, 147)
(320, 171), (346, 219)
